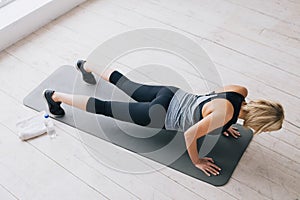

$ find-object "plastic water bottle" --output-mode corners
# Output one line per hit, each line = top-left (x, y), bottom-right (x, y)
(44, 114), (57, 139)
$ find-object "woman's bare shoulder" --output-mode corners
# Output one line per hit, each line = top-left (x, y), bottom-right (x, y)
(215, 85), (248, 98)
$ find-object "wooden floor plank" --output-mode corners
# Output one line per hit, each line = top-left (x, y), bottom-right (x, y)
(0, 184), (17, 200)
(227, 0), (300, 28)
(110, 0), (300, 78)
(0, 123), (107, 200)
(234, 142), (299, 199)
(150, 0), (300, 58)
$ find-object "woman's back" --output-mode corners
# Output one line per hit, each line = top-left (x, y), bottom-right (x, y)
(164, 85), (247, 132)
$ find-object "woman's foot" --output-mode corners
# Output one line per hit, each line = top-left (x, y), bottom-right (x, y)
(76, 60), (97, 85)
(43, 89), (65, 118)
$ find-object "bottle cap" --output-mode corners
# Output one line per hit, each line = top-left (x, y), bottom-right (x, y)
(44, 114), (49, 118)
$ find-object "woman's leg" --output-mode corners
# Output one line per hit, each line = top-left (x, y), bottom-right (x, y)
(82, 62), (178, 102)
(85, 89), (174, 128)
(108, 70), (168, 102)
(81, 61), (113, 82)
(50, 88), (174, 129)
(52, 92), (90, 111)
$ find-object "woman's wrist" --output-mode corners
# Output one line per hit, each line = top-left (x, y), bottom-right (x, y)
(192, 158), (200, 165)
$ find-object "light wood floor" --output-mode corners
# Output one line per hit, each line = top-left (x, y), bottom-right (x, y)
(0, 0), (299, 199)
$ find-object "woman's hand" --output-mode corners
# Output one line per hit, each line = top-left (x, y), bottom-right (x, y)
(223, 126), (240, 138)
(194, 157), (221, 176)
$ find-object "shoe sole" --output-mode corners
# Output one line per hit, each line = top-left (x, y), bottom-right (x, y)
(42, 89), (65, 118)
(75, 61), (97, 86)
(82, 77), (97, 86)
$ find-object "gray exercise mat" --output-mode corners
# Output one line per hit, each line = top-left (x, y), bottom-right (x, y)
(23, 65), (253, 186)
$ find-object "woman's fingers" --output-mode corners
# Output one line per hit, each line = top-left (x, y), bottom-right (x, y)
(195, 157), (222, 176)
(233, 129), (240, 138)
(232, 127), (239, 131)
(224, 127), (241, 138)
(204, 157), (221, 176)
(196, 165), (216, 176)
(195, 165), (211, 176)
(206, 167), (219, 176)
(232, 131), (239, 138)
(232, 127), (240, 136)
(203, 169), (211, 176)
(208, 162), (221, 171)
(223, 131), (229, 136)
(204, 157), (214, 163)
(232, 127), (240, 137)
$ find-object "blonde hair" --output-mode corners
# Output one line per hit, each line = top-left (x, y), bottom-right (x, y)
(241, 100), (284, 134)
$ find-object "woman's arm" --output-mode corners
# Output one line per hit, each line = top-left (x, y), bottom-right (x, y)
(184, 112), (230, 176)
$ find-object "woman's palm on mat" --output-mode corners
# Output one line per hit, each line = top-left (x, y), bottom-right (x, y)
(194, 157), (221, 176)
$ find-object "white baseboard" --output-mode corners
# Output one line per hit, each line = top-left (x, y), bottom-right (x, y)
(0, 0), (87, 52)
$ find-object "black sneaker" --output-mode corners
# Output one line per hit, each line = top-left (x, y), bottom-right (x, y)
(76, 60), (97, 85)
(43, 89), (65, 118)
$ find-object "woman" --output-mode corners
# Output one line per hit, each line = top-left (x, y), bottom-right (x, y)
(43, 60), (285, 176)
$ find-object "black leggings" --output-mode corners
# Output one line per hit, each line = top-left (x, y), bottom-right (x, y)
(86, 71), (179, 129)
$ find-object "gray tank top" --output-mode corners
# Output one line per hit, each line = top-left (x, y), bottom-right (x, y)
(164, 89), (217, 132)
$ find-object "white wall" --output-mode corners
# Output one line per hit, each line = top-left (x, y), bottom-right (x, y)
(0, 0), (87, 52)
